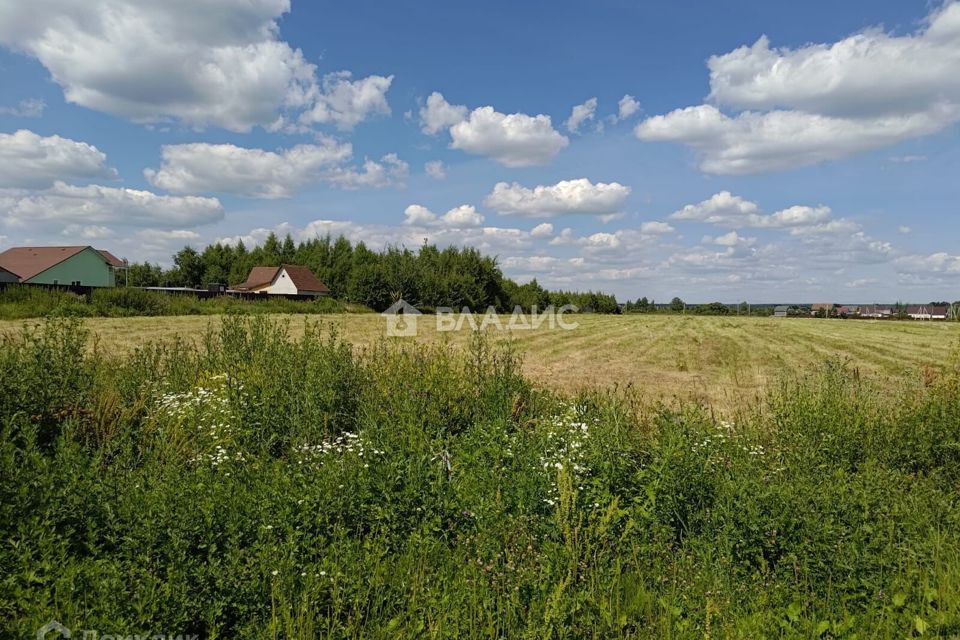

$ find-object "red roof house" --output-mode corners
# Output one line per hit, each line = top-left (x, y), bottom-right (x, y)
(236, 265), (330, 296)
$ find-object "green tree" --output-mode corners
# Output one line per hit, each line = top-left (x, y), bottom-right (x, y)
(171, 247), (205, 288)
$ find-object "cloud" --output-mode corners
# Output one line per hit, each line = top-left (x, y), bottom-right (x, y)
(640, 221), (674, 234)
(138, 229), (202, 243)
(0, 98), (45, 117)
(424, 160), (446, 179)
(403, 204), (437, 226)
(274, 218), (531, 254)
(419, 92), (569, 166)
(898, 225), (912, 234)
(845, 278), (879, 289)
(324, 153), (409, 189)
(637, 104), (956, 174)
(787, 219), (861, 236)
(706, 7), (960, 116)
(484, 178), (630, 218)
(890, 155), (927, 163)
(298, 71), (393, 131)
(419, 92), (468, 135)
(441, 205), (484, 227)
(61, 224), (114, 239)
(669, 191), (832, 229)
(581, 232), (621, 250)
(1, 181), (223, 228)
(895, 252), (960, 274)
(403, 203), (484, 228)
(566, 97), (597, 132)
(704, 230), (755, 247)
(449, 106), (569, 167)
(0, 0), (323, 132)
(636, 3), (960, 173)
(145, 139), (355, 198)
(530, 222), (554, 238)
(0, 129), (116, 188)
(669, 191), (759, 222)
(617, 95), (641, 121)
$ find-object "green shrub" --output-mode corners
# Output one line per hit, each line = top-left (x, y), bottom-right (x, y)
(0, 284), (358, 319)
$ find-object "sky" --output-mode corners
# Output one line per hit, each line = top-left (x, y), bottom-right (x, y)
(0, 0), (958, 303)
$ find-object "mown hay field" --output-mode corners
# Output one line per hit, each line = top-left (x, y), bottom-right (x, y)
(2, 313), (957, 407)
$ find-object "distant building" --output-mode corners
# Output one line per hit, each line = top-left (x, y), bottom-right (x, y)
(236, 265), (330, 296)
(860, 305), (893, 318)
(773, 305), (789, 317)
(0, 245), (124, 287)
(810, 303), (834, 316)
(906, 305), (948, 320)
(0, 265), (18, 284)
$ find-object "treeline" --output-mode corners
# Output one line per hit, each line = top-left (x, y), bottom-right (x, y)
(622, 296), (774, 316)
(127, 233), (619, 313)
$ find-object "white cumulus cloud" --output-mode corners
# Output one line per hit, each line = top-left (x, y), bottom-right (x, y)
(636, 3), (960, 173)
(639, 221), (674, 234)
(419, 92), (569, 166)
(419, 92), (468, 135)
(565, 97), (597, 132)
(530, 222), (554, 238)
(2, 181), (223, 228)
(145, 139), (354, 198)
(484, 178), (630, 218)
(449, 106), (569, 167)
(424, 160), (446, 179)
(0, 0), (323, 132)
(324, 153), (409, 189)
(670, 191), (833, 229)
(299, 71), (393, 131)
(403, 203), (484, 228)
(0, 1), (392, 133)
(617, 95), (641, 121)
(0, 98), (45, 118)
(0, 129), (116, 189)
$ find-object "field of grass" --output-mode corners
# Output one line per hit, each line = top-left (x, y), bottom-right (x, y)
(2, 315), (960, 637)
(3, 313), (957, 409)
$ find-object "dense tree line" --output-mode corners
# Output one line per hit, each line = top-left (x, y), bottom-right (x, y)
(622, 297), (775, 316)
(126, 233), (619, 313)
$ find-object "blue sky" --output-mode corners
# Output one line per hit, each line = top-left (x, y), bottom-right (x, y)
(1, 0), (958, 302)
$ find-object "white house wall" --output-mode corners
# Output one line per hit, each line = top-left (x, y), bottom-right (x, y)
(264, 268), (299, 295)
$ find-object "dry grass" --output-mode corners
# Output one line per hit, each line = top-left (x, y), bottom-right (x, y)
(2, 313), (958, 408)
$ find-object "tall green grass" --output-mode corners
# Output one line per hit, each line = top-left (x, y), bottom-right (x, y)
(0, 285), (358, 319)
(2, 317), (959, 638)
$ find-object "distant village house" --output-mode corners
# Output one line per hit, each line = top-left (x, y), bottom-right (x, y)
(0, 246), (125, 287)
(906, 305), (947, 320)
(859, 305), (893, 319)
(236, 265), (330, 297)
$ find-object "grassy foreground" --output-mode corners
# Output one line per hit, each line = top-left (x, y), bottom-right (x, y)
(2, 316), (960, 638)
(3, 313), (958, 408)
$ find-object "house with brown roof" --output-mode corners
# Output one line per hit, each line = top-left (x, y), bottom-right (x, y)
(860, 305), (893, 318)
(906, 305), (948, 320)
(0, 246), (125, 287)
(235, 265), (330, 297)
